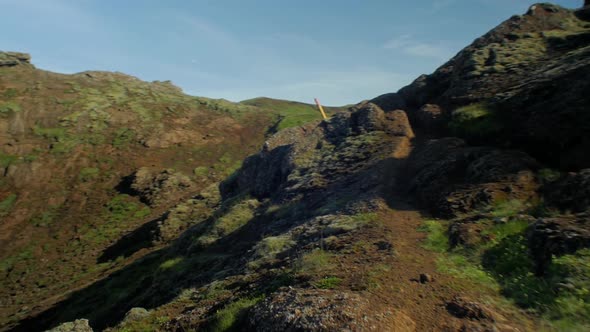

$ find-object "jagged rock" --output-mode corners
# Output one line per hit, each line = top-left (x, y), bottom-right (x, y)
(449, 222), (488, 248)
(446, 296), (499, 321)
(544, 169), (590, 213)
(419, 273), (434, 283)
(248, 288), (415, 331)
(119, 167), (194, 206)
(0, 52), (31, 67)
(350, 103), (414, 138)
(222, 103), (414, 200)
(45, 319), (93, 332)
(527, 214), (590, 275)
(396, 5), (590, 169)
(122, 307), (150, 323)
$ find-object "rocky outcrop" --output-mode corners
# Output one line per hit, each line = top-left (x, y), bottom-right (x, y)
(527, 213), (590, 275)
(446, 296), (499, 321)
(119, 168), (194, 206)
(45, 319), (93, 332)
(394, 4), (590, 169)
(222, 103), (414, 200)
(408, 138), (539, 217)
(248, 288), (415, 331)
(0, 52), (32, 67)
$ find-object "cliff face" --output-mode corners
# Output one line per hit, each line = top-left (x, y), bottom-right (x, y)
(375, 3), (590, 170)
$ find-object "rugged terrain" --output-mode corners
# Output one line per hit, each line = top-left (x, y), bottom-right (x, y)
(0, 53), (343, 331)
(2, 2), (590, 332)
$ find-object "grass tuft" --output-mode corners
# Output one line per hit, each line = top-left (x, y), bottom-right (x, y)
(418, 220), (449, 253)
(209, 297), (263, 332)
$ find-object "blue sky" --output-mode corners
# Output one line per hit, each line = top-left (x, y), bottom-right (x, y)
(0, 0), (582, 105)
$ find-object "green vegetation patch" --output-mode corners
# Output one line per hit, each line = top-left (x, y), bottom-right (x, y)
(112, 127), (136, 148)
(420, 208), (590, 330)
(193, 166), (210, 178)
(209, 296), (263, 332)
(313, 276), (342, 289)
(417, 219), (449, 253)
(449, 103), (503, 139)
(297, 249), (334, 275)
(79, 167), (100, 182)
(254, 235), (295, 258)
(0, 152), (18, 168)
(0, 193), (17, 217)
(0, 101), (21, 115)
(107, 194), (151, 222)
(325, 213), (378, 235)
(2, 88), (18, 99)
(195, 198), (259, 247)
(159, 257), (184, 271)
(489, 199), (526, 218)
(80, 194), (151, 245)
(30, 206), (60, 227)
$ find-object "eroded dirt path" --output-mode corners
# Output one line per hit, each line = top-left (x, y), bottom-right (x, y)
(352, 202), (536, 331)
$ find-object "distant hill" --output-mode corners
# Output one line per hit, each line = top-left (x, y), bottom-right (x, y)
(241, 97), (348, 132)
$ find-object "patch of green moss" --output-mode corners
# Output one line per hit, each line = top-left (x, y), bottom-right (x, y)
(209, 296), (263, 332)
(0, 101), (21, 115)
(422, 215), (590, 330)
(0, 193), (17, 217)
(33, 126), (67, 142)
(159, 257), (184, 271)
(0, 152), (18, 168)
(112, 128), (136, 147)
(30, 206), (60, 227)
(2, 88), (18, 99)
(193, 166), (210, 178)
(79, 167), (100, 182)
(195, 198), (259, 247)
(449, 103), (503, 139)
(313, 276), (342, 289)
(80, 194), (151, 245)
(297, 249), (334, 275)
(417, 219), (449, 253)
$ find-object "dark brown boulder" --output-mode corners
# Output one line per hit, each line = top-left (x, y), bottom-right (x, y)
(446, 296), (498, 321)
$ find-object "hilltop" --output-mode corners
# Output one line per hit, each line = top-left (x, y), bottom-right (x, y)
(2, 2), (590, 332)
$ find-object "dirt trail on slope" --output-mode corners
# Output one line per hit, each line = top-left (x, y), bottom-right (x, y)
(358, 202), (535, 331)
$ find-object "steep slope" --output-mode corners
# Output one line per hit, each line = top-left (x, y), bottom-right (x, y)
(374, 3), (590, 170)
(0, 53), (340, 330)
(4, 2), (590, 332)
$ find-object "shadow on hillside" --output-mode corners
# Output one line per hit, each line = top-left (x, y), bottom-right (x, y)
(97, 213), (168, 263)
(12, 135), (423, 332)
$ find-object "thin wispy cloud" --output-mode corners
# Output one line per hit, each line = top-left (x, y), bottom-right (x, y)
(383, 34), (453, 60)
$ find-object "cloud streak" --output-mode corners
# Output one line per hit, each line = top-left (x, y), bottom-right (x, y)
(383, 34), (453, 59)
